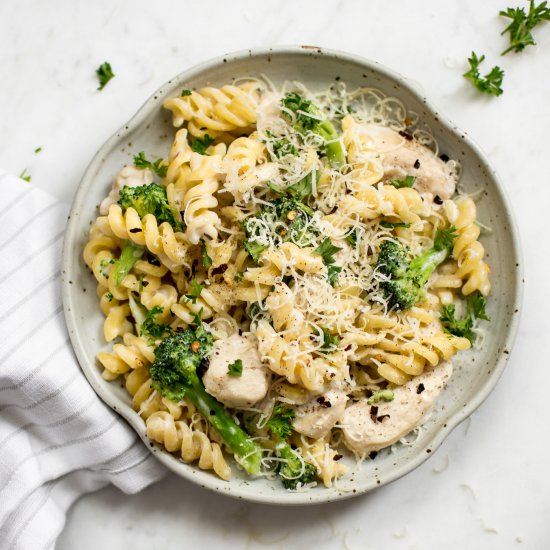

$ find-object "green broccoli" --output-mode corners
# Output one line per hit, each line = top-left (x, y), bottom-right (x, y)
(149, 326), (264, 475)
(377, 227), (457, 310)
(112, 241), (145, 286)
(281, 92), (346, 169)
(118, 183), (182, 231)
(265, 403), (317, 489)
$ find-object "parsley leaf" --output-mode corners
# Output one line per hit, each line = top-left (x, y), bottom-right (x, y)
(243, 240), (269, 264)
(315, 327), (340, 351)
(201, 243), (213, 268)
(133, 152), (167, 178)
(346, 228), (359, 248)
(389, 175), (416, 189)
(440, 291), (490, 343)
(34, 147), (42, 154)
(96, 62), (115, 91)
(367, 389), (394, 405)
(141, 306), (172, 340)
(287, 172), (315, 200)
(314, 238), (342, 287)
(500, 0), (550, 55)
(186, 278), (204, 304)
(190, 134), (215, 155)
(463, 52), (504, 96)
(180, 89), (192, 96)
(466, 291), (490, 321)
(19, 169), (31, 182)
(266, 403), (296, 440)
(227, 359), (243, 377)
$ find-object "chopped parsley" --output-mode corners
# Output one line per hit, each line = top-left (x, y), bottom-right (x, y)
(180, 89), (192, 96)
(367, 389), (395, 405)
(389, 175), (416, 189)
(96, 62), (115, 91)
(227, 359), (243, 377)
(500, 0), (550, 55)
(201, 243), (213, 268)
(243, 240), (269, 264)
(19, 169), (31, 182)
(190, 134), (215, 155)
(315, 327), (340, 351)
(314, 238), (342, 287)
(186, 278), (204, 304)
(141, 306), (172, 341)
(133, 152), (167, 178)
(380, 220), (412, 229)
(463, 52), (504, 96)
(34, 147), (42, 154)
(440, 291), (490, 344)
(105, 292), (114, 302)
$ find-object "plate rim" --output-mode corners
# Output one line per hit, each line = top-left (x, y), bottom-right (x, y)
(61, 44), (524, 505)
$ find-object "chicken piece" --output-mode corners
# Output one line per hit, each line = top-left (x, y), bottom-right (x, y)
(341, 361), (453, 454)
(292, 389), (348, 439)
(99, 165), (154, 215)
(203, 333), (270, 408)
(363, 124), (455, 200)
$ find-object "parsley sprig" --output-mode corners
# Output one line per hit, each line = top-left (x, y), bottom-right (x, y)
(440, 291), (490, 344)
(96, 62), (115, 91)
(227, 359), (243, 377)
(500, 0), (550, 55)
(314, 238), (342, 287)
(463, 52), (504, 96)
(133, 152), (168, 178)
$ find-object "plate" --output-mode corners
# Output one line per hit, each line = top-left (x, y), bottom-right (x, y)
(62, 46), (523, 504)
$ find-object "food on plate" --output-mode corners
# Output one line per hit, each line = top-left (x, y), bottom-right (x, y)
(83, 79), (491, 489)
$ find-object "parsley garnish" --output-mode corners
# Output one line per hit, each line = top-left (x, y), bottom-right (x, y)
(440, 291), (490, 343)
(133, 152), (167, 178)
(463, 52), (504, 96)
(367, 389), (394, 405)
(34, 147), (42, 154)
(181, 89), (192, 96)
(105, 292), (114, 302)
(314, 238), (342, 287)
(96, 62), (115, 91)
(190, 134), (215, 155)
(266, 403), (295, 440)
(141, 306), (172, 341)
(500, 0), (550, 55)
(346, 228), (359, 248)
(227, 359), (243, 377)
(186, 278), (204, 304)
(201, 243), (213, 268)
(315, 327), (340, 351)
(389, 175), (416, 189)
(19, 169), (31, 182)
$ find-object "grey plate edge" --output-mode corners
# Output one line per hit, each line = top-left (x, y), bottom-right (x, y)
(61, 45), (524, 506)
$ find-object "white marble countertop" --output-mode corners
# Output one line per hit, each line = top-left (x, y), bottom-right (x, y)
(1, 0), (548, 548)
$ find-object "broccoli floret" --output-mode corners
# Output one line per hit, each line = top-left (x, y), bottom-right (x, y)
(149, 327), (263, 475)
(118, 183), (182, 231)
(243, 196), (320, 257)
(112, 241), (145, 286)
(377, 227), (457, 310)
(282, 92), (346, 169)
(275, 442), (317, 490)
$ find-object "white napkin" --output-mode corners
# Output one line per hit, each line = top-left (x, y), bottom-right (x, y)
(0, 172), (166, 550)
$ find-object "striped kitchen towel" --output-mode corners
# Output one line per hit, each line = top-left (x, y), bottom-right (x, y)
(0, 172), (166, 550)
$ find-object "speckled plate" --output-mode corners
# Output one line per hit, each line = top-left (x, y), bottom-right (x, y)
(62, 46), (523, 504)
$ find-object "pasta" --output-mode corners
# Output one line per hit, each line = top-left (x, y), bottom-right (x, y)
(85, 78), (492, 490)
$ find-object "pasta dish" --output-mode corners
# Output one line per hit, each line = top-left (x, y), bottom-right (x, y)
(83, 78), (491, 489)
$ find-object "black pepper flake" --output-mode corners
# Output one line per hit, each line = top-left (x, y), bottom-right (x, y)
(129, 227), (142, 233)
(369, 451), (378, 460)
(440, 153), (450, 162)
(417, 383), (425, 394)
(370, 405), (379, 422)
(145, 253), (161, 267)
(211, 263), (228, 276)
(414, 159), (421, 169)
(344, 344), (352, 351)
(142, 280), (149, 287)
(367, 246), (374, 256)
(334, 454), (343, 461)
(434, 195), (443, 205)
(377, 414), (390, 422)
(316, 396), (332, 408)
(398, 130), (413, 141)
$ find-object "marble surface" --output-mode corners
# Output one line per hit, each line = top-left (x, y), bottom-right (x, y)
(1, 0), (548, 548)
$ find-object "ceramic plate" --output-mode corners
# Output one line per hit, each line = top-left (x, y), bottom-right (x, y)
(62, 46), (523, 504)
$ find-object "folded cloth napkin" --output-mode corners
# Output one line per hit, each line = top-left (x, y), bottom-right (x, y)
(0, 172), (166, 550)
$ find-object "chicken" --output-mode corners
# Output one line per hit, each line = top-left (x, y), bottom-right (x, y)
(202, 333), (270, 408)
(341, 361), (453, 454)
(292, 389), (348, 439)
(99, 165), (154, 215)
(362, 124), (456, 200)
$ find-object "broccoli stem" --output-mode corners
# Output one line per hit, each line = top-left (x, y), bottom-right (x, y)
(183, 374), (264, 475)
(113, 241), (144, 285)
(409, 247), (450, 287)
(317, 121), (346, 169)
